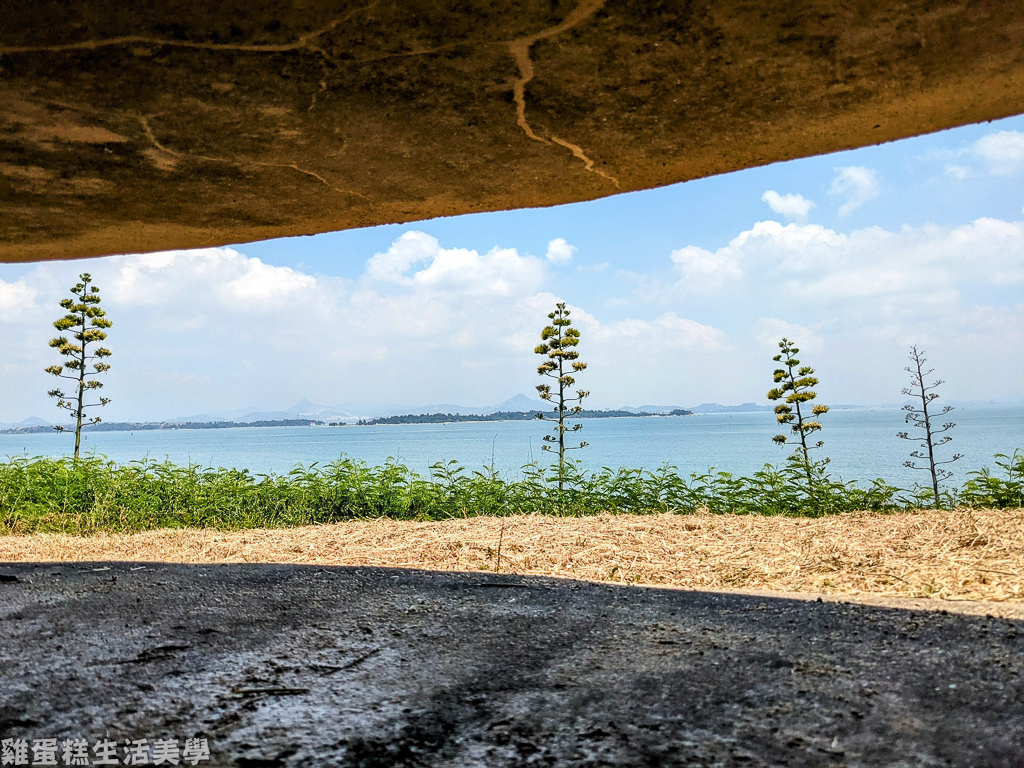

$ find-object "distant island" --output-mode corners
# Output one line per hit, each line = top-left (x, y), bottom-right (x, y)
(1, 419), (324, 435)
(353, 409), (692, 426)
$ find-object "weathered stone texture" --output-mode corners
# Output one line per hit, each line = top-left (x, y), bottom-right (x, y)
(1, 0), (1022, 262)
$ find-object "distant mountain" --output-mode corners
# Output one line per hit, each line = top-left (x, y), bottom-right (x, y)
(22, 396), (1014, 431)
(166, 405), (269, 423)
(165, 394), (549, 424)
(618, 405), (690, 415)
(286, 398), (334, 415)
(238, 399), (341, 421)
(483, 394), (546, 414)
(0, 416), (52, 429)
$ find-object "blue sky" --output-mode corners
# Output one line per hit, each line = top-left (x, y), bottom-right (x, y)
(1, 116), (1021, 421)
(242, 117), (1024, 282)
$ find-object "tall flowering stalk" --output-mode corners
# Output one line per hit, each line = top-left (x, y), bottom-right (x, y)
(897, 345), (961, 506)
(45, 273), (112, 459)
(535, 302), (589, 492)
(767, 337), (829, 485)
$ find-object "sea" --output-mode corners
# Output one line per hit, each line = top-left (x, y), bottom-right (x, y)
(1, 405), (1021, 488)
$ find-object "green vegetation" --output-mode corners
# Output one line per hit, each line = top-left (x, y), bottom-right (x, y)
(535, 302), (589, 491)
(1, 450), (1020, 536)
(897, 345), (962, 506)
(959, 452), (1024, 509)
(45, 273), (112, 459)
(2, 289), (1012, 540)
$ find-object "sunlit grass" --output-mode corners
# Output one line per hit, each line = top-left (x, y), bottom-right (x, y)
(0, 451), (1020, 535)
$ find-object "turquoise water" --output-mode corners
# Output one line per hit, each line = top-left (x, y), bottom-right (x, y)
(1, 405), (1020, 487)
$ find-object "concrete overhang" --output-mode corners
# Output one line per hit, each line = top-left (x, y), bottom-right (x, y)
(2, 0), (1022, 263)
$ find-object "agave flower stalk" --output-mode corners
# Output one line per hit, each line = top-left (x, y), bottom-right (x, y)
(766, 337), (829, 485)
(535, 302), (589, 493)
(45, 273), (112, 459)
(897, 345), (961, 506)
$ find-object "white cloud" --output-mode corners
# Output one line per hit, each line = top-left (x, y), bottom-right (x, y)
(652, 313), (724, 350)
(962, 303), (1024, 337)
(364, 231), (436, 284)
(772, 217), (1024, 301)
(664, 220), (844, 296)
(545, 237), (576, 264)
(0, 279), (38, 321)
(3, 233), (733, 417)
(971, 131), (1024, 175)
(752, 318), (823, 353)
(731, 220), (846, 273)
(940, 130), (1024, 179)
(943, 164), (972, 180)
(365, 231), (547, 297)
(108, 247), (320, 311)
(761, 190), (815, 220)
(670, 245), (742, 292)
(829, 166), (880, 216)
(3, 184), (1021, 418)
(659, 218), (1019, 326)
(220, 260), (316, 305)
(575, 311), (727, 405)
(650, 214), (1022, 401)
(598, 312), (723, 351)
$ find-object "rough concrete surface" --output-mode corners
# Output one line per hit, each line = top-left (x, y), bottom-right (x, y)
(2, 561), (1022, 767)
(2, 0), (1023, 262)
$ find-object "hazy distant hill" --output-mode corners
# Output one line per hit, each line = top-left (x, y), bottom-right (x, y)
(0, 416), (51, 430)
(483, 394), (546, 414)
(23, 395), (1010, 430)
(169, 394), (550, 423)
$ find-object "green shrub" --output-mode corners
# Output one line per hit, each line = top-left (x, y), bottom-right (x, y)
(0, 451), (1018, 536)
(959, 451), (1024, 509)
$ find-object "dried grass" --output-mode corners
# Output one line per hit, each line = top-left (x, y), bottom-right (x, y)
(2, 509), (1022, 602)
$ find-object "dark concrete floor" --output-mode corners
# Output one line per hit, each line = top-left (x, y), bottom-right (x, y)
(1, 562), (1022, 767)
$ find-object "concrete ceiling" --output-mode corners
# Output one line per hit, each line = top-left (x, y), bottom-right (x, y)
(2, 0), (1022, 263)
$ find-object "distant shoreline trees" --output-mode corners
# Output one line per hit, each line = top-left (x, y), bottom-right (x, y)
(355, 409), (684, 426)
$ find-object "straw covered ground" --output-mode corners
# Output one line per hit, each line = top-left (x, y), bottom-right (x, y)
(2, 509), (1022, 602)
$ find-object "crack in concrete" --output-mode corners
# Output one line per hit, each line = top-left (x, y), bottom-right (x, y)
(5, 1), (616, 188)
(0, 1), (409, 121)
(0, 20), (347, 56)
(506, 0), (616, 185)
(0, 9), (373, 117)
(352, 41), (474, 65)
(306, 45), (334, 114)
(251, 161), (373, 206)
(137, 114), (224, 164)
(550, 135), (619, 187)
(136, 115), (372, 206)
(304, 2), (383, 114)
